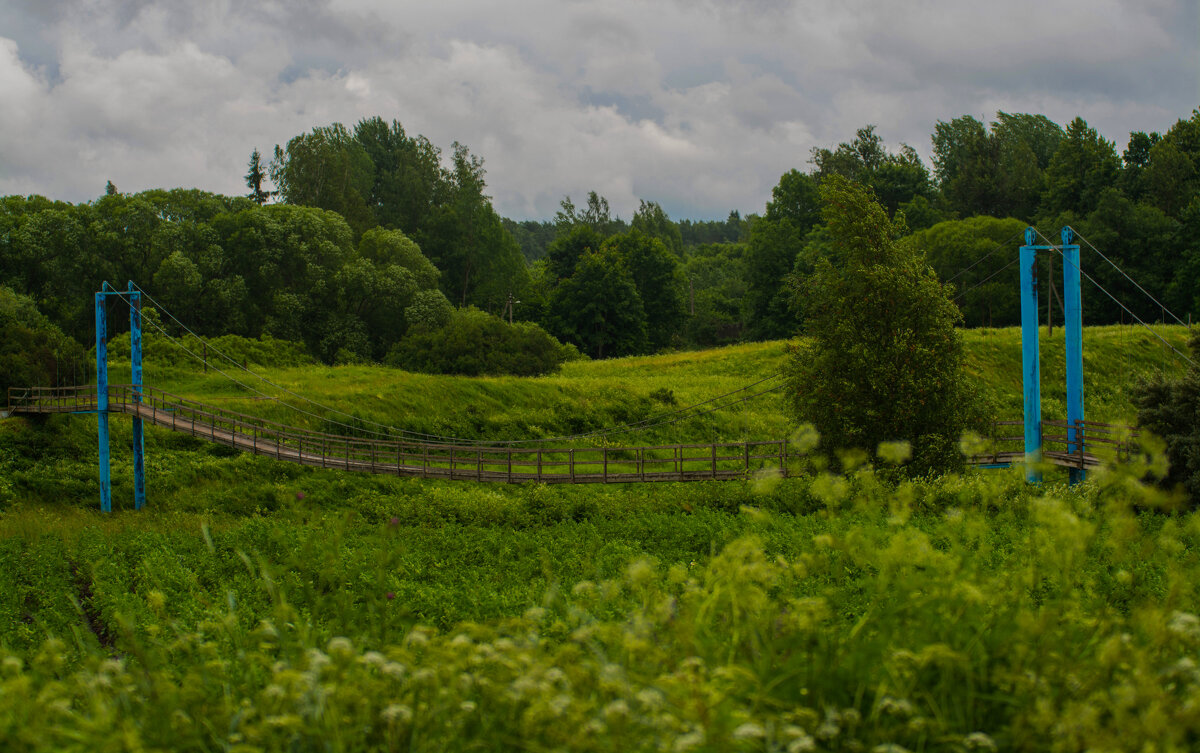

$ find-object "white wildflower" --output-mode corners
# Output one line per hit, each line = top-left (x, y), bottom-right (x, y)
(732, 722), (766, 739)
(673, 730), (706, 752)
(380, 704), (413, 724)
(963, 732), (997, 752)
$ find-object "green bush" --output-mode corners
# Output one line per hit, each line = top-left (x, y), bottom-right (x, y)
(1135, 332), (1200, 501)
(387, 307), (580, 377)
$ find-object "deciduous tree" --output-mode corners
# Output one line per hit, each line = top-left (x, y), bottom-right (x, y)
(785, 176), (974, 473)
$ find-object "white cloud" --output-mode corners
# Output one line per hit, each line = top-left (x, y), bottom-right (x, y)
(0, 0), (1195, 217)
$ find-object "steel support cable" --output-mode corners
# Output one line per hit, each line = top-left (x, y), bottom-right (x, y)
(1066, 225), (1189, 327)
(103, 286), (403, 440)
(496, 373), (786, 446)
(111, 285), (789, 446)
(582, 383), (786, 440)
(1032, 231), (1197, 369)
(944, 230), (1026, 284)
(129, 283), (449, 441)
(125, 281), (787, 445)
(952, 253), (1020, 304)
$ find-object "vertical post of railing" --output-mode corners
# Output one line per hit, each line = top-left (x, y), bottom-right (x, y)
(95, 287), (111, 513)
(477, 449), (482, 481)
(744, 442), (750, 476)
(128, 283), (146, 510)
(507, 448), (513, 482)
(450, 446), (456, 479)
(537, 449), (542, 482)
(569, 449), (574, 483)
(1062, 227), (1086, 485)
(603, 448), (608, 482)
(711, 444), (717, 479)
(1020, 227), (1043, 483)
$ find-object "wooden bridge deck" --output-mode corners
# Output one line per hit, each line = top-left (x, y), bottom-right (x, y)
(6, 385), (1137, 482)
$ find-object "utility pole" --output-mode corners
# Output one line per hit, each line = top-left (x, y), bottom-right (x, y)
(506, 292), (515, 324)
(688, 277), (695, 316)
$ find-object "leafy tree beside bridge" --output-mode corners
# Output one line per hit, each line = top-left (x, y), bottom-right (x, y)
(785, 176), (975, 474)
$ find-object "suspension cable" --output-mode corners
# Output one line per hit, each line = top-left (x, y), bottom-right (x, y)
(952, 253), (1020, 304)
(1066, 225), (1189, 327)
(944, 229), (1025, 283)
(123, 282), (787, 444)
(1032, 230), (1196, 369)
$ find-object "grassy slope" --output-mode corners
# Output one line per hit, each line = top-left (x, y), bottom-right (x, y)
(0, 326), (1197, 750)
(104, 324), (1190, 447)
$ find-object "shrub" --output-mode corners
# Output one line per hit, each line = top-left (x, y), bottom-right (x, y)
(1135, 333), (1200, 501)
(387, 307), (579, 377)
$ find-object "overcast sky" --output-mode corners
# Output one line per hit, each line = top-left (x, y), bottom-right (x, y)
(0, 0), (1196, 220)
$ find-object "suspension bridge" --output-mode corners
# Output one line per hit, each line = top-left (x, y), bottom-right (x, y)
(2, 226), (1187, 511)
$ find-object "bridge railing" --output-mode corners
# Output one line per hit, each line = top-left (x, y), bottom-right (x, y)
(7, 384), (790, 482)
(969, 417), (1140, 469)
(10, 384), (1145, 480)
(7, 384), (102, 413)
(1042, 419), (1140, 468)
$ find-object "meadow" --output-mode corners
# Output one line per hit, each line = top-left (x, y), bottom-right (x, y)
(0, 325), (1196, 752)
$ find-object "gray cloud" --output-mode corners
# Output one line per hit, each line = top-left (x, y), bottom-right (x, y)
(0, 0), (1195, 219)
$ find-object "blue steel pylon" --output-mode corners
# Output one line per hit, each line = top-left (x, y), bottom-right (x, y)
(94, 281), (146, 512)
(1018, 228), (1085, 484)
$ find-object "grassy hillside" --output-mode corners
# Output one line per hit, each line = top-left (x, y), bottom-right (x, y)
(92, 324), (1191, 449)
(0, 326), (1196, 751)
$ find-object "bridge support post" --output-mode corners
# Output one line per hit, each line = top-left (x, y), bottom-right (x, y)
(1062, 228), (1086, 484)
(95, 289), (111, 512)
(129, 282), (146, 509)
(1020, 228), (1042, 482)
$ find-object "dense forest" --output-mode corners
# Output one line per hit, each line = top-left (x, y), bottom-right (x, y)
(3, 110), (1200, 382)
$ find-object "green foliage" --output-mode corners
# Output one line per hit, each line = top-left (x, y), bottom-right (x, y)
(545, 224), (603, 282)
(270, 123), (376, 236)
(0, 287), (87, 397)
(404, 289), (454, 331)
(811, 126), (934, 216)
(682, 242), (748, 346)
(106, 330), (315, 371)
(786, 176), (975, 473)
(1042, 117), (1122, 219)
(910, 216), (1027, 327)
(388, 307), (576, 377)
(630, 200), (684, 256)
(601, 231), (686, 352)
(744, 171), (822, 340)
(932, 112), (1064, 220)
(548, 249), (648, 359)
(244, 148), (272, 205)
(1136, 333), (1200, 501)
(3, 441), (1200, 751)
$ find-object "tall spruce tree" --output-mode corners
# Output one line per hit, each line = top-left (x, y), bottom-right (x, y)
(245, 148), (271, 205)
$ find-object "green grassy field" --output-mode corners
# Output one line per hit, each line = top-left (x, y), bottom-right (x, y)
(97, 323), (1191, 447)
(0, 325), (1196, 752)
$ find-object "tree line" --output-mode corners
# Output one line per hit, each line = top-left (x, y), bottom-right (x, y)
(3, 109), (1200, 379)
